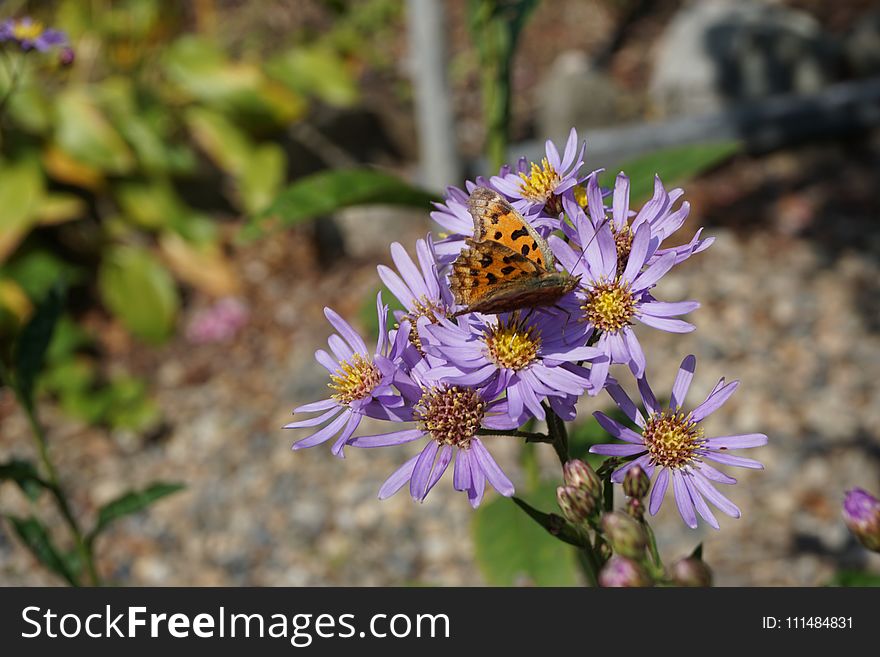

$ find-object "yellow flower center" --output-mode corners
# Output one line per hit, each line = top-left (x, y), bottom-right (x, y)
(328, 353), (381, 405)
(415, 386), (485, 448)
(484, 315), (541, 371)
(518, 157), (561, 204)
(643, 410), (705, 469)
(573, 184), (588, 208)
(398, 296), (446, 354)
(12, 20), (44, 41)
(581, 280), (635, 333)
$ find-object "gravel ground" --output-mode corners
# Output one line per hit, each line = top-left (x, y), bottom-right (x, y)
(2, 132), (879, 586)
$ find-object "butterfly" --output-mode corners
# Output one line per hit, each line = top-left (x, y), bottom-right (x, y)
(449, 187), (581, 317)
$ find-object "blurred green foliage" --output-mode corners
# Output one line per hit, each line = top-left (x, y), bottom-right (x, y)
(0, 0), (397, 430)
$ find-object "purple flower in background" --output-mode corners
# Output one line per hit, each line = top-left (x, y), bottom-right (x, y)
(285, 294), (407, 457)
(491, 127), (586, 215)
(842, 488), (880, 552)
(419, 310), (603, 420)
(349, 363), (519, 507)
(186, 298), (249, 344)
(378, 237), (454, 354)
(590, 355), (768, 529)
(550, 208), (699, 387)
(0, 17), (67, 51)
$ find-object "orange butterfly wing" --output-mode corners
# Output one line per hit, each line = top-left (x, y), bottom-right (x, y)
(467, 187), (556, 270)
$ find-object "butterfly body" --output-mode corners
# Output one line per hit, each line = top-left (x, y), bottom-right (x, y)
(450, 187), (580, 317)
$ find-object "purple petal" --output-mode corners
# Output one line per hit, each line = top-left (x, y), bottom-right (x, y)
(410, 441), (440, 501)
(590, 443), (647, 456)
(330, 411), (363, 457)
(605, 382), (645, 427)
(378, 265), (416, 308)
(691, 472), (741, 518)
(284, 406), (341, 429)
(315, 349), (339, 373)
(631, 252), (675, 292)
(324, 307), (368, 355)
(328, 334), (354, 362)
(621, 223), (650, 283)
(637, 376), (661, 416)
(694, 462), (737, 485)
(691, 380), (740, 422)
(293, 398), (338, 414)
(469, 455), (487, 508)
(426, 445), (454, 493)
(391, 242), (429, 299)
(672, 470), (698, 528)
(378, 454), (420, 500)
(291, 409), (351, 450)
(593, 411), (644, 443)
(545, 137), (561, 170)
(350, 429), (425, 448)
(453, 448), (471, 491)
(639, 301), (700, 317)
(637, 314), (695, 333)
(683, 474), (719, 529)
(649, 468), (670, 515)
(670, 354), (696, 411)
(704, 434), (768, 450)
(612, 173), (630, 231)
(471, 439), (514, 496)
(703, 452), (764, 470)
(623, 327), (646, 377)
(610, 454), (654, 483)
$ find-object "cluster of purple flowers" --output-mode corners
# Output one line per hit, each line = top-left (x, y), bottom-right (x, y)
(288, 128), (766, 527)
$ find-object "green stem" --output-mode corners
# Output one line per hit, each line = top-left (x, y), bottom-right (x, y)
(23, 403), (100, 586)
(477, 428), (551, 443)
(644, 519), (663, 570)
(542, 404), (569, 466)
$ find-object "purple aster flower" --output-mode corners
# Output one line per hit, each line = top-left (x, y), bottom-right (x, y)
(285, 293), (408, 457)
(377, 236), (454, 354)
(566, 172), (713, 270)
(549, 207), (699, 387)
(349, 362), (520, 507)
(0, 17), (67, 52)
(590, 355), (768, 529)
(418, 310), (604, 420)
(490, 128), (586, 216)
(842, 488), (880, 552)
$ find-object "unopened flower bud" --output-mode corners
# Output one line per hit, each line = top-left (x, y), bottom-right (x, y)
(563, 459), (602, 500)
(623, 464), (650, 499)
(557, 485), (596, 524)
(626, 497), (645, 521)
(669, 557), (713, 587)
(599, 555), (652, 587)
(59, 46), (75, 66)
(843, 488), (880, 552)
(601, 511), (647, 558)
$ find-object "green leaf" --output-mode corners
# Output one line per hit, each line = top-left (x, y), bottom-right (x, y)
(267, 45), (358, 107)
(13, 284), (64, 411)
(245, 168), (435, 239)
(115, 180), (187, 230)
(0, 460), (48, 501)
(601, 141), (740, 203)
(238, 143), (287, 214)
(89, 482), (184, 541)
(6, 515), (79, 586)
(472, 483), (581, 586)
(827, 570), (880, 587)
(98, 246), (179, 343)
(54, 88), (135, 174)
(185, 107), (254, 175)
(0, 158), (46, 262)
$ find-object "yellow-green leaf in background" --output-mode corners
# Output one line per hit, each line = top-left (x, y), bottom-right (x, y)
(36, 193), (87, 225)
(267, 45), (359, 108)
(115, 180), (185, 230)
(0, 159), (46, 262)
(54, 88), (135, 174)
(185, 107), (253, 175)
(98, 246), (179, 343)
(238, 143), (286, 215)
